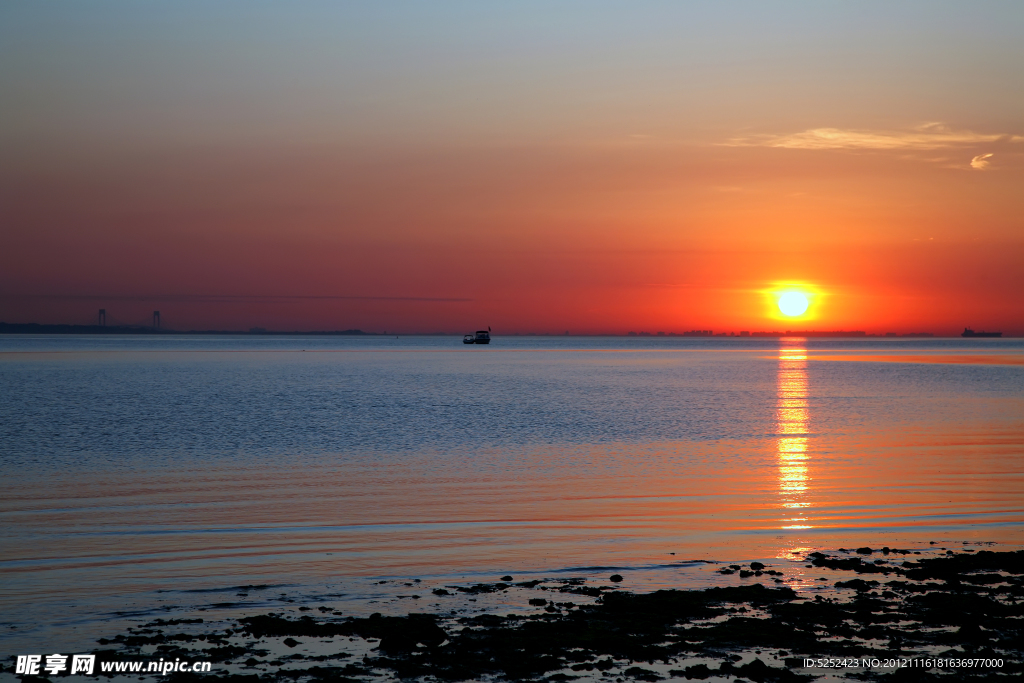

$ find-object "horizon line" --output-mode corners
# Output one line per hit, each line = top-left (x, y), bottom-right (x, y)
(3, 321), (1011, 338)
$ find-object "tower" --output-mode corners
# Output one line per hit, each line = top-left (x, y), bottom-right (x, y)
(98, 309), (106, 326)
(153, 311), (161, 329)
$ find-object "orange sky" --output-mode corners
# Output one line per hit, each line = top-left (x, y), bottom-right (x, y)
(2, 3), (1022, 334)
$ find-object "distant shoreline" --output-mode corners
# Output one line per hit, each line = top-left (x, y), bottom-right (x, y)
(0, 322), (372, 336)
(0, 323), (972, 337)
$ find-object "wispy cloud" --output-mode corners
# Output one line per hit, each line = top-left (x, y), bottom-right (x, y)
(970, 153), (994, 170)
(726, 123), (1022, 151)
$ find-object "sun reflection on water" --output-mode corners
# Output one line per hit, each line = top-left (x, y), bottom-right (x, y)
(777, 341), (810, 529)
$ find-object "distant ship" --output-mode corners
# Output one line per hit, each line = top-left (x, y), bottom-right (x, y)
(463, 328), (492, 344)
(962, 327), (1002, 338)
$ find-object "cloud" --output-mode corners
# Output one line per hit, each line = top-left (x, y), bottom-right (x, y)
(726, 123), (1022, 151)
(970, 153), (994, 170)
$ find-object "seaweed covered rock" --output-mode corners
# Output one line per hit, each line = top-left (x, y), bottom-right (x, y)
(98, 550), (1024, 683)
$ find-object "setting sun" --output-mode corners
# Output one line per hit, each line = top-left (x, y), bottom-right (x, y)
(778, 291), (810, 317)
(763, 284), (822, 322)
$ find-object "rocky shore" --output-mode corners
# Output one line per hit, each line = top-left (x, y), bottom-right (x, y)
(10, 549), (1022, 682)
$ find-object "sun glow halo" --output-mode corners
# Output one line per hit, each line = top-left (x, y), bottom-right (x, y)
(778, 291), (810, 317)
(762, 283), (824, 322)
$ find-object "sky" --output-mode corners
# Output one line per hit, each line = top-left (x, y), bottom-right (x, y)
(2, 1), (1022, 334)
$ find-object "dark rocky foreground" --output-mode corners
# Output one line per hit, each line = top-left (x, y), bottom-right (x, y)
(13, 549), (1023, 682)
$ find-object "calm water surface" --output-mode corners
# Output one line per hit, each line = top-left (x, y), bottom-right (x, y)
(1, 335), (1022, 652)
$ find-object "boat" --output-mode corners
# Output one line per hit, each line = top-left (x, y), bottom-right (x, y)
(962, 328), (1002, 338)
(462, 328), (492, 344)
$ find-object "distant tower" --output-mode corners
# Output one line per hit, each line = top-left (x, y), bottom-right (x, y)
(153, 311), (161, 329)
(98, 309), (106, 326)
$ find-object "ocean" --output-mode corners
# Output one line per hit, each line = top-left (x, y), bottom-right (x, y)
(1, 334), (1022, 655)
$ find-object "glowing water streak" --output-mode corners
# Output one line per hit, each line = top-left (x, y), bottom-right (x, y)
(776, 342), (810, 529)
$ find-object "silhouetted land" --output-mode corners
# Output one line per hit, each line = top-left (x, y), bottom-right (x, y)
(0, 323), (370, 335)
(39, 548), (1022, 682)
(1, 323), (955, 338)
(628, 330), (937, 338)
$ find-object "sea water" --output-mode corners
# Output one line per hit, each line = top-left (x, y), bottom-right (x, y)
(1, 335), (1022, 653)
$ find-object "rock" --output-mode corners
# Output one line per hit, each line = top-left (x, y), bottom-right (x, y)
(282, 637), (300, 647)
(750, 562), (765, 570)
(609, 574), (623, 582)
(623, 665), (662, 681)
(373, 614), (448, 653)
(500, 575), (513, 582)
(835, 579), (880, 591)
(529, 598), (547, 606)
(677, 663), (714, 679)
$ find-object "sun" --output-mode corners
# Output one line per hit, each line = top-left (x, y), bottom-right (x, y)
(778, 291), (809, 317)
(762, 282), (823, 321)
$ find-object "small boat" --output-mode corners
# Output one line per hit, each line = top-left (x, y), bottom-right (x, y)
(962, 328), (1002, 338)
(462, 328), (492, 344)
